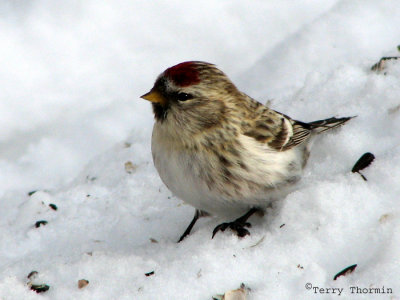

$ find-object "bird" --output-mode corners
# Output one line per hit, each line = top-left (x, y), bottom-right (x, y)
(140, 61), (353, 242)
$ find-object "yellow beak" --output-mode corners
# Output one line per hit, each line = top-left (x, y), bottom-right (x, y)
(140, 89), (166, 105)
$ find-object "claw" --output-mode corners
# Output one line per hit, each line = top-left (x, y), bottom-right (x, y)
(243, 222), (251, 228)
(235, 226), (250, 237)
(212, 223), (229, 238)
(212, 221), (251, 238)
(211, 208), (260, 239)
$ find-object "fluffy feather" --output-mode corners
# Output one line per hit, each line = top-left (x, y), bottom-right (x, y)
(143, 61), (353, 219)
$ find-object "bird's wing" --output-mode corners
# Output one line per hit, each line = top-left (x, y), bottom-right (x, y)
(242, 107), (312, 151)
(281, 119), (312, 150)
(282, 116), (354, 149)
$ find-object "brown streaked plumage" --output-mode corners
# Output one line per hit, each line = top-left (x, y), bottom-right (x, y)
(141, 61), (353, 241)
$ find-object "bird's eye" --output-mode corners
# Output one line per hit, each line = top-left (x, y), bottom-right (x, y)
(177, 93), (193, 101)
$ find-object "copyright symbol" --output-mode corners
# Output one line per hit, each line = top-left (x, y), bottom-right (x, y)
(305, 283), (312, 290)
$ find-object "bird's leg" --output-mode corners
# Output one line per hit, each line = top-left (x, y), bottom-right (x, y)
(212, 208), (260, 239)
(178, 209), (204, 242)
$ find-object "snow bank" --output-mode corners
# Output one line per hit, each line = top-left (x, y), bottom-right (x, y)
(1, 0), (400, 299)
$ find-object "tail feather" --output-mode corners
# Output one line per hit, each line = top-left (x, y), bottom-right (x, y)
(308, 116), (355, 134)
(284, 116), (354, 150)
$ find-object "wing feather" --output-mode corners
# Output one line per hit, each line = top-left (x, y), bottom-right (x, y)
(242, 106), (311, 151)
(239, 97), (352, 151)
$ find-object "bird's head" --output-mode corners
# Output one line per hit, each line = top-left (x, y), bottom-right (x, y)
(141, 61), (241, 133)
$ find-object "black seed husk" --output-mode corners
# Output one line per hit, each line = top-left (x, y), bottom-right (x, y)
(145, 271), (155, 277)
(30, 284), (50, 293)
(27, 271), (38, 280)
(334, 264), (357, 280)
(352, 153), (375, 173)
(35, 220), (48, 228)
(28, 190), (37, 196)
(49, 203), (58, 211)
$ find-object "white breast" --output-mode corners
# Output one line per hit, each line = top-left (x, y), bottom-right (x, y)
(151, 124), (306, 218)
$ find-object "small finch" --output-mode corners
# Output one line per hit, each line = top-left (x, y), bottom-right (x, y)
(141, 61), (352, 241)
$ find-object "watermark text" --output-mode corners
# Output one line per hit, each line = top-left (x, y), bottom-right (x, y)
(305, 283), (393, 296)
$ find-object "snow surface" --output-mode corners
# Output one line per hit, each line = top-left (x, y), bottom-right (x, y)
(1, 1), (400, 299)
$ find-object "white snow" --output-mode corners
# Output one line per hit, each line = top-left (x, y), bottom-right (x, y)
(1, 1), (400, 299)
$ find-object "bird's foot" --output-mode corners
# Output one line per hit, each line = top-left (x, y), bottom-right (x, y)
(212, 220), (252, 238)
(211, 208), (259, 239)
